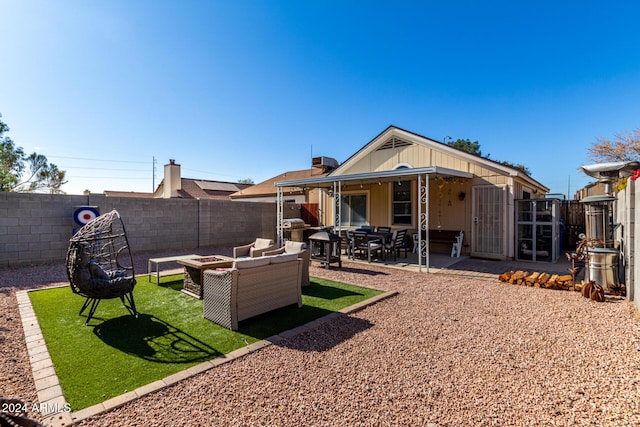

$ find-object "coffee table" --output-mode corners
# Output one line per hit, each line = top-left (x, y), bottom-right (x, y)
(148, 254), (201, 284)
(177, 255), (235, 298)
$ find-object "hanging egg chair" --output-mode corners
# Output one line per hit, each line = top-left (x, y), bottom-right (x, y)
(65, 209), (138, 325)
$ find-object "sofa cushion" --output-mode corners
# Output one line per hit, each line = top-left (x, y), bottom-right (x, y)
(268, 252), (298, 264)
(234, 257), (271, 269)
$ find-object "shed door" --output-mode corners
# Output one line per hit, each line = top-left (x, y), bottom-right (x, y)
(472, 185), (506, 259)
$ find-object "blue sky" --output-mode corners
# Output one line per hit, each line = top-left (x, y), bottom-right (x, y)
(2, 1), (639, 197)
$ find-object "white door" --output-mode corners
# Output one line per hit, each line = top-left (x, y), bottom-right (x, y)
(472, 185), (507, 259)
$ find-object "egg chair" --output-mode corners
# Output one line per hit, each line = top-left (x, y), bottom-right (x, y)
(65, 209), (137, 325)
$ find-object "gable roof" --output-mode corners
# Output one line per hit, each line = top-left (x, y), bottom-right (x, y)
(153, 178), (252, 199)
(230, 168), (328, 199)
(331, 125), (549, 191)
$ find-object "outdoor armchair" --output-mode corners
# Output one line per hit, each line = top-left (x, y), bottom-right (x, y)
(233, 238), (276, 258)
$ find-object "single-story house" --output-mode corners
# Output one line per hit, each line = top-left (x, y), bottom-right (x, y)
(275, 126), (550, 266)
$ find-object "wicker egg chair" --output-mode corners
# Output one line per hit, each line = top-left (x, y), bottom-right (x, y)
(65, 209), (138, 325)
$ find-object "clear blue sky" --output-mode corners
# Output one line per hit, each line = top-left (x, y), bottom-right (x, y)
(2, 0), (639, 197)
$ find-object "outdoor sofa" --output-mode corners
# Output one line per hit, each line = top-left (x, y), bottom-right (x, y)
(202, 252), (303, 330)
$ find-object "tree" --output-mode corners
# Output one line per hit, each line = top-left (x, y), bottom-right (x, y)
(447, 138), (482, 156)
(447, 137), (533, 176)
(237, 178), (254, 184)
(0, 113), (67, 193)
(587, 128), (640, 163)
(496, 160), (531, 176)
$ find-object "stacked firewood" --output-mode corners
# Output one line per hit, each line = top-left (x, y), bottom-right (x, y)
(498, 270), (627, 300)
(498, 271), (579, 291)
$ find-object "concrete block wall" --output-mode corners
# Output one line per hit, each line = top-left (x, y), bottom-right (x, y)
(198, 199), (277, 247)
(0, 193), (80, 267)
(0, 192), (297, 268)
(616, 181), (639, 312)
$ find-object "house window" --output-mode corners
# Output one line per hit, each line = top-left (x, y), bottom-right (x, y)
(393, 181), (412, 225)
(340, 194), (367, 227)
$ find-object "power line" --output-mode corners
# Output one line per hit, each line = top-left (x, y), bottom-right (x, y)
(48, 155), (149, 164)
(58, 165), (149, 172)
(65, 175), (150, 180)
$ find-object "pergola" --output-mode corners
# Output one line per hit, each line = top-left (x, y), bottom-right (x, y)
(275, 166), (473, 272)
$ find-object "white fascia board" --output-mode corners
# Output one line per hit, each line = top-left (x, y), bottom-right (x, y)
(275, 166), (472, 188)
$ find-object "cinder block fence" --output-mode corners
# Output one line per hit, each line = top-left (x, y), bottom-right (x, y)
(0, 192), (294, 268)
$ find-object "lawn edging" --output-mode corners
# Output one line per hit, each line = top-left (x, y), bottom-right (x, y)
(19, 287), (398, 427)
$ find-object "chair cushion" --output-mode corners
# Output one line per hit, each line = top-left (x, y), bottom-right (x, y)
(254, 238), (274, 250)
(234, 257), (271, 269)
(284, 241), (306, 253)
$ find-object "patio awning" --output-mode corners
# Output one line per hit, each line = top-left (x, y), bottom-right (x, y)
(274, 166), (472, 273)
(275, 166), (472, 188)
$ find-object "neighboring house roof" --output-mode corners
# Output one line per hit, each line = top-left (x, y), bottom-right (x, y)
(154, 178), (253, 199)
(230, 168), (328, 199)
(103, 190), (155, 198)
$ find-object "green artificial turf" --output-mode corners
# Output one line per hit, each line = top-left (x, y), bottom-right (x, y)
(29, 275), (382, 411)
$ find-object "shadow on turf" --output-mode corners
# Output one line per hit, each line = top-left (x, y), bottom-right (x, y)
(93, 314), (221, 363)
(302, 283), (362, 300)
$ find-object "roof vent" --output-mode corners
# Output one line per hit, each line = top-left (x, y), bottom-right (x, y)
(312, 156), (339, 172)
(377, 137), (413, 151)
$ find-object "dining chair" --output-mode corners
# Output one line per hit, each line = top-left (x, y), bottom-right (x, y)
(339, 229), (354, 258)
(352, 231), (383, 263)
(385, 229), (408, 261)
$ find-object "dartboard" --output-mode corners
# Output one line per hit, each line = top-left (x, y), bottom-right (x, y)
(73, 207), (100, 226)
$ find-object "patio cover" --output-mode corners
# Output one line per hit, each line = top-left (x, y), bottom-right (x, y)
(275, 166), (473, 272)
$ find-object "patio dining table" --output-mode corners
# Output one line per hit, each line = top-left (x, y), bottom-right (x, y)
(366, 231), (392, 244)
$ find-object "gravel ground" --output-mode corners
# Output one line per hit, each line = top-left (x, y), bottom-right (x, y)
(2, 248), (640, 426)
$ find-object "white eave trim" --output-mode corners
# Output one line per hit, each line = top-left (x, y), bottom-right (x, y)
(275, 166), (473, 188)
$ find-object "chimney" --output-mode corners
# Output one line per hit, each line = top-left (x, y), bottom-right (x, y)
(163, 159), (181, 198)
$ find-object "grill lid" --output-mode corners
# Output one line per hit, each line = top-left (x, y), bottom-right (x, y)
(283, 218), (306, 229)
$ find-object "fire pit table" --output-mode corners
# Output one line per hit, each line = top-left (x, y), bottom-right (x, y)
(177, 255), (235, 298)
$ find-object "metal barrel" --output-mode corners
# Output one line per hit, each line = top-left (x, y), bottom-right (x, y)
(586, 247), (619, 290)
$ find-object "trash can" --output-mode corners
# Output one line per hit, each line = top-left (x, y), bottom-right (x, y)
(586, 247), (619, 291)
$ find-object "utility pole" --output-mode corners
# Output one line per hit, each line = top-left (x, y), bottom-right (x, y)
(152, 156), (157, 192)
